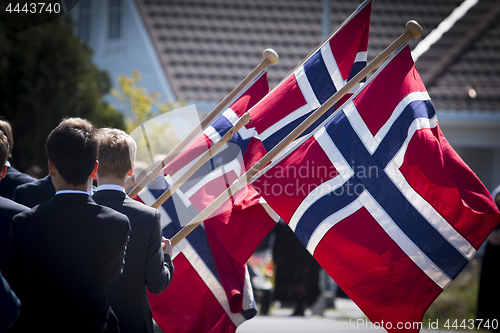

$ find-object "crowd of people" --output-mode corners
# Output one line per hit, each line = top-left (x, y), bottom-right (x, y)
(0, 118), (174, 332)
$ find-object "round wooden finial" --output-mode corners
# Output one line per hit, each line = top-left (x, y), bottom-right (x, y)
(406, 20), (423, 39)
(263, 49), (279, 65)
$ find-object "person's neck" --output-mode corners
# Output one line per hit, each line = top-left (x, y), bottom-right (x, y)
(51, 173), (91, 193)
(97, 176), (127, 188)
(55, 182), (89, 192)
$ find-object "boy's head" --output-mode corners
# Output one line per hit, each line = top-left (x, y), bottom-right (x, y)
(0, 119), (13, 158)
(97, 128), (137, 180)
(0, 131), (10, 178)
(45, 118), (98, 186)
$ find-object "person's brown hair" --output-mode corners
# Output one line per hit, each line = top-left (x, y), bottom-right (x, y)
(0, 131), (10, 167)
(97, 128), (137, 179)
(45, 118), (98, 186)
(0, 119), (14, 157)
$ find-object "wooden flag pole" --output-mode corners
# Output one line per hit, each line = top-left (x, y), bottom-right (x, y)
(150, 112), (251, 209)
(169, 21), (423, 247)
(127, 49), (279, 199)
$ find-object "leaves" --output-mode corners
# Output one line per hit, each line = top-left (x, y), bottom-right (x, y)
(111, 70), (184, 163)
(0, 14), (125, 173)
(112, 70), (185, 132)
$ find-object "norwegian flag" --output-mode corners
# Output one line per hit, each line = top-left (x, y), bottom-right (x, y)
(246, 0), (371, 153)
(138, 1), (372, 331)
(138, 71), (280, 333)
(139, 182), (274, 333)
(156, 0), (372, 231)
(252, 45), (500, 331)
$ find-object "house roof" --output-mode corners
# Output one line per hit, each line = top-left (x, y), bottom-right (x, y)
(415, 0), (500, 112)
(136, 0), (500, 112)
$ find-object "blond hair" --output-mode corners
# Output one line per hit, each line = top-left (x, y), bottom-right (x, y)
(97, 128), (137, 179)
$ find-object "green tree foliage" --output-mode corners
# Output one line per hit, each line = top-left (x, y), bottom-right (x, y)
(112, 70), (183, 164)
(0, 13), (125, 173)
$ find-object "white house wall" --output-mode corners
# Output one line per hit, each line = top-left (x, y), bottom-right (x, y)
(72, 0), (176, 115)
(438, 111), (500, 192)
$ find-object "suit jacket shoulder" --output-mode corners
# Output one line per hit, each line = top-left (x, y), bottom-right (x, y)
(0, 197), (29, 273)
(12, 175), (55, 208)
(0, 196), (29, 217)
(0, 166), (36, 199)
(93, 190), (158, 224)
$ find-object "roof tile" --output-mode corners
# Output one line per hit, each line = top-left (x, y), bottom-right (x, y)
(137, 0), (500, 112)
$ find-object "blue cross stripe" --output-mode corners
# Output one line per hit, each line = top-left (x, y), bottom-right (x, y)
(212, 112), (251, 154)
(211, 116), (233, 139)
(147, 180), (221, 283)
(294, 100), (468, 279)
(262, 107), (336, 152)
(176, 113), (252, 197)
(348, 61), (367, 82)
(263, 53), (366, 152)
(211, 51), (367, 157)
(373, 100), (435, 166)
(304, 51), (337, 105)
(210, 112), (252, 156)
(179, 140), (243, 194)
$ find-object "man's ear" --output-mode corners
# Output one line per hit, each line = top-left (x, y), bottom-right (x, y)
(90, 161), (99, 180)
(0, 164), (7, 179)
(48, 159), (57, 177)
(127, 166), (134, 177)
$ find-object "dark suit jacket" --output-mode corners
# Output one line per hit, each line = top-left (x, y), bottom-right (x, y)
(0, 197), (28, 274)
(6, 193), (131, 333)
(0, 271), (20, 332)
(93, 189), (173, 333)
(0, 166), (36, 200)
(12, 175), (56, 208)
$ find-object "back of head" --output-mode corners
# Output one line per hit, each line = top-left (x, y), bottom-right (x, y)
(97, 128), (137, 179)
(45, 118), (97, 186)
(0, 131), (10, 167)
(0, 119), (13, 157)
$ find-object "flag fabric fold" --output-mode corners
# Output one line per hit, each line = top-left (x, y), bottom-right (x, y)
(251, 44), (500, 331)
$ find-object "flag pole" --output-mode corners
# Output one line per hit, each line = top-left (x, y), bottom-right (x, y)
(150, 112), (251, 209)
(169, 21), (423, 247)
(127, 49), (279, 199)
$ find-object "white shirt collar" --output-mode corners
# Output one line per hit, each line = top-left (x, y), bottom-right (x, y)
(55, 190), (90, 196)
(95, 184), (126, 193)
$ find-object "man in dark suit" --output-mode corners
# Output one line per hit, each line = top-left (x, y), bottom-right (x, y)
(0, 131), (29, 274)
(92, 128), (173, 333)
(12, 174), (56, 208)
(6, 118), (131, 333)
(0, 120), (36, 199)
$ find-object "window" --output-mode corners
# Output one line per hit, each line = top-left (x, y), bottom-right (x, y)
(108, 0), (122, 40)
(78, 0), (91, 42)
